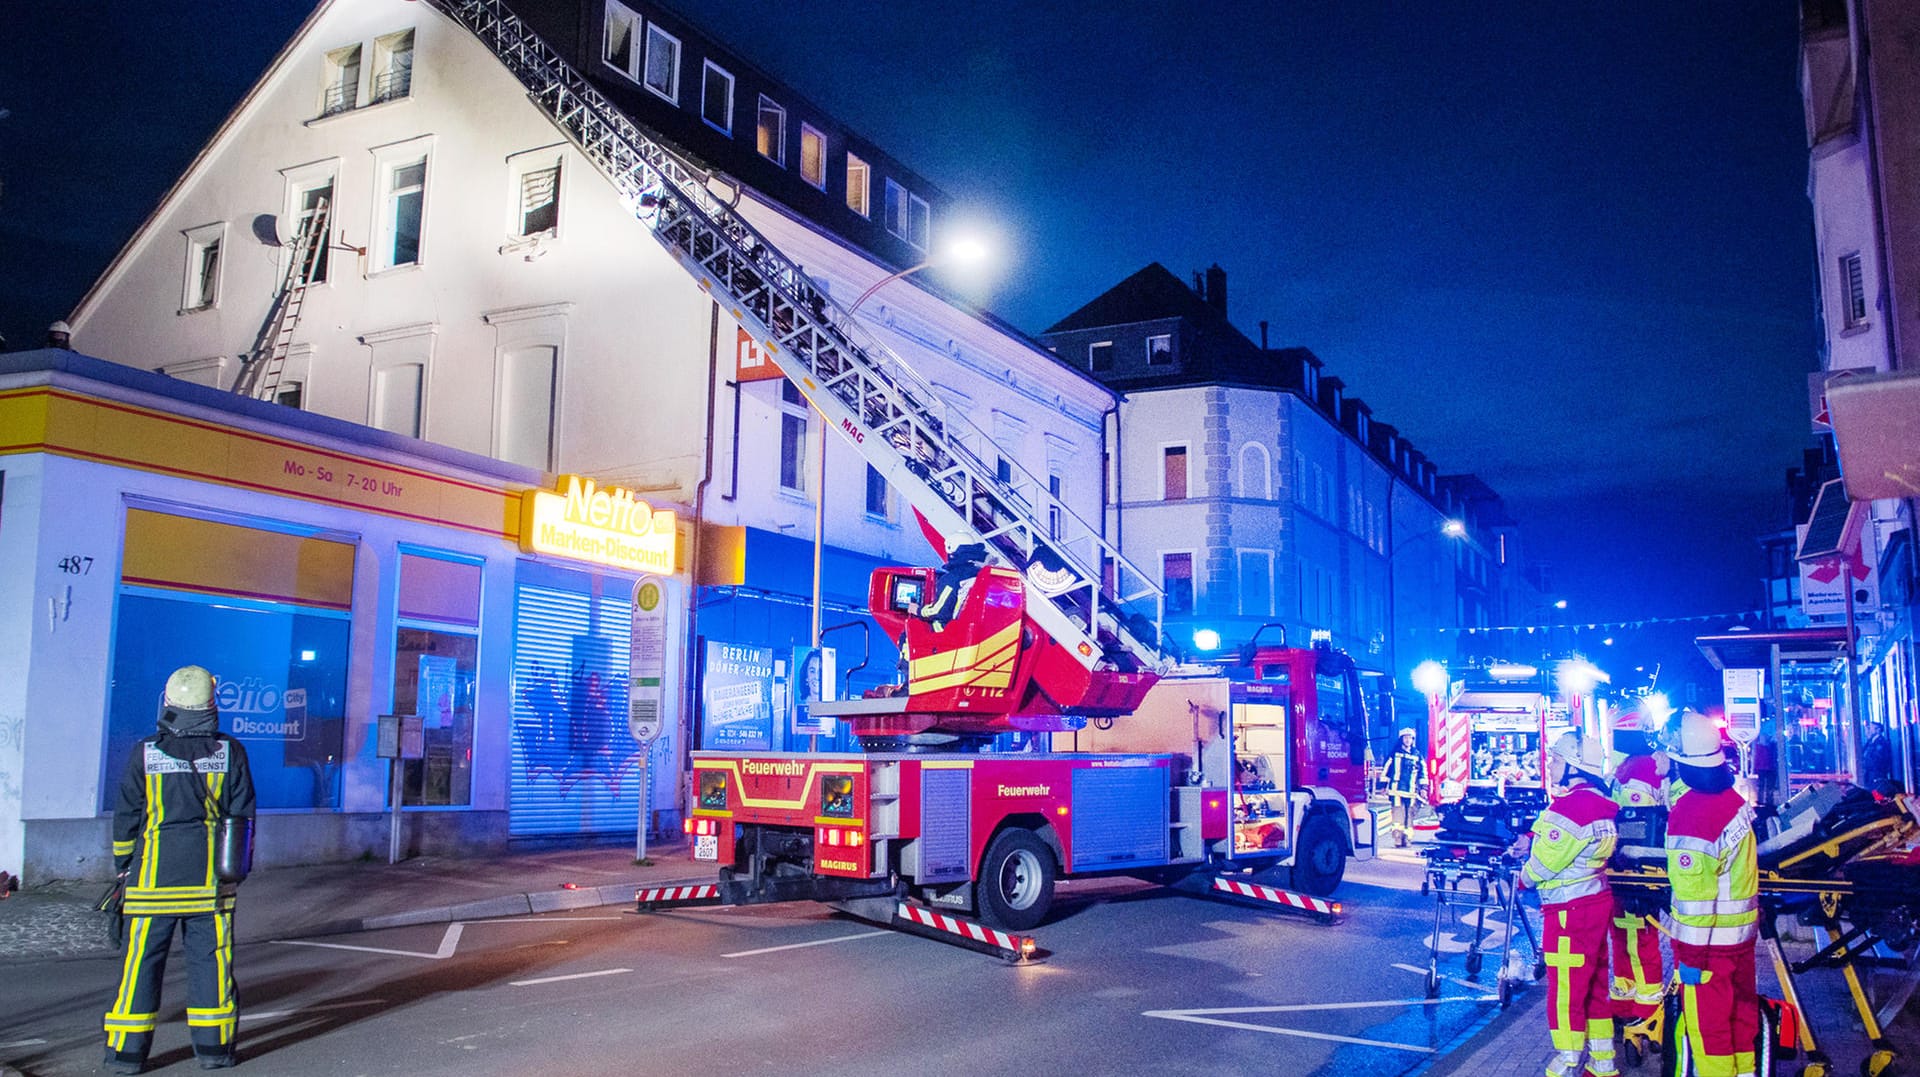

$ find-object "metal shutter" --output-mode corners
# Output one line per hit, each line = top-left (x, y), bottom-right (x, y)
(508, 576), (643, 836)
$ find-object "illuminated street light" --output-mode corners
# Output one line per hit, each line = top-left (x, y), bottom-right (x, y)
(1441, 519), (1466, 538)
(848, 234), (991, 313)
(1553, 598), (1569, 610)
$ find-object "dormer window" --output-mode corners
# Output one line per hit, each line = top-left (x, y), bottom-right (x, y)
(321, 45), (361, 116)
(1146, 334), (1173, 365)
(371, 29), (414, 103)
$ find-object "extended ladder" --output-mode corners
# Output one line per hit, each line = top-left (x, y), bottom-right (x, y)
(434, 0), (1165, 674)
(232, 198), (331, 401)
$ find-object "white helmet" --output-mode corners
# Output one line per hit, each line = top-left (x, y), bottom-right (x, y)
(1667, 709), (1725, 768)
(1549, 731), (1607, 775)
(1397, 727), (1416, 740)
(163, 665), (217, 712)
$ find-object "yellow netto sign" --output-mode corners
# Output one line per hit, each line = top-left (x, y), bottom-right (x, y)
(520, 475), (677, 573)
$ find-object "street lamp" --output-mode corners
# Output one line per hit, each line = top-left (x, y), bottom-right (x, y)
(1385, 515), (1468, 693)
(809, 234), (992, 647)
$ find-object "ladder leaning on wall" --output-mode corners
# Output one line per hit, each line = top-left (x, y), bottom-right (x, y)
(231, 197), (331, 403)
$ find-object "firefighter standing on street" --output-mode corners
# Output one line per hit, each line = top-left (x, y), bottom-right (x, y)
(1608, 706), (1667, 1027)
(1382, 727), (1427, 847)
(1516, 731), (1620, 1077)
(105, 666), (256, 1073)
(1663, 709), (1760, 1077)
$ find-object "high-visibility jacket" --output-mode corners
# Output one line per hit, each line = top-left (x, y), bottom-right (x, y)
(1522, 779), (1618, 905)
(1663, 786), (1758, 946)
(112, 733), (256, 917)
(1613, 753), (1663, 809)
(1383, 747), (1426, 799)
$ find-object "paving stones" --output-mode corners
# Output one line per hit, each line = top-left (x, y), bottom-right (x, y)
(0, 891), (118, 962)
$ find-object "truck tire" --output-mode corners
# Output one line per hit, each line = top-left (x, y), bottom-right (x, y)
(1288, 814), (1347, 896)
(976, 828), (1055, 931)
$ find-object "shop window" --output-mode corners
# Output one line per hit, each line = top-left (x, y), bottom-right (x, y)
(392, 552), (480, 810)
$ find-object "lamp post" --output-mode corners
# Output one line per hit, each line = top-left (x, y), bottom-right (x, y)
(807, 237), (991, 647)
(1384, 512), (1467, 693)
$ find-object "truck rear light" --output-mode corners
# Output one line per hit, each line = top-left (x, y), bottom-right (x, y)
(683, 818), (694, 834)
(848, 832), (863, 847)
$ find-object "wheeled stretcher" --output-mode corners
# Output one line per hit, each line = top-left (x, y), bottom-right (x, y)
(1418, 791), (1548, 1006)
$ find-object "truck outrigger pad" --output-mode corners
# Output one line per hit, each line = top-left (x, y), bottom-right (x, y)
(1180, 875), (1343, 923)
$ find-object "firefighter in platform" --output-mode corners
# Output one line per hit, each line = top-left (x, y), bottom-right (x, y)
(1608, 706), (1667, 1027)
(105, 666), (256, 1073)
(1516, 731), (1619, 1077)
(1382, 727), (1427, 847)
(1663, 709), (1760, 1077)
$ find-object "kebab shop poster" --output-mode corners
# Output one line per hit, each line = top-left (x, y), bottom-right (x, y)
(701, 641), (774, 750)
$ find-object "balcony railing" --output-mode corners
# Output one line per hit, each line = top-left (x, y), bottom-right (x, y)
(319, 81), (356, 117)
(371, 60), (413, 103)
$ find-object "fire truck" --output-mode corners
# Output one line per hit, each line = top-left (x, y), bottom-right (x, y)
(429, 1), (1374, 954)
(1424, 663), (1592, 804)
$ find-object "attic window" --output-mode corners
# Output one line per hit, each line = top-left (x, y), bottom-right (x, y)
(371, 29), (414, 103)
(321, 45), (361, 116)
(1146, 334), (1172, 365)
(1089, 340), (1113, 372)
(604, 2), (641, 81)
(701, 61), (733, 133)
(642, 23), (680, 103)
(757, 95), (786, 165)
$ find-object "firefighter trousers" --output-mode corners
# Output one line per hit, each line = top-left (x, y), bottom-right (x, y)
(1389, 796), (1417, 842)
(1670, 940), (1757, 1077)
(103, 912), (238, 1063)
(1609, 905), (1663, 1022)
(1544, 894), (1616, 1074)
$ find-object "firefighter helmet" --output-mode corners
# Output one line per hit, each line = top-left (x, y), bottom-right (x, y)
(1549, 730), (1607, 775)
(1397, 727), (1415, 740)
(1667, 709), (1725, 767)
(163, 665), (217, 712)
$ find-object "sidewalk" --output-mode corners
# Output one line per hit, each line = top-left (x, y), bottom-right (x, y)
(0, 838), (708, 963)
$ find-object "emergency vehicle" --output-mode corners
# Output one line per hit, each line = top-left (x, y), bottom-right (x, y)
(1425, 663), (1593, 804)
(431, 1), (1376, 953)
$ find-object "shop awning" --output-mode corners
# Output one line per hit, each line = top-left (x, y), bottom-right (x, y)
(1693, 627), (1850, 671)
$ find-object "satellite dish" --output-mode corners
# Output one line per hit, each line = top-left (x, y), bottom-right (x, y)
(252, 213), (283, 247)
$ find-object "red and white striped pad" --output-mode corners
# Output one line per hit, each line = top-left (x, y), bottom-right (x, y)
(635, 883), (721, 904)
(1210, 876), (1337, 915)
(894, 902), (1033, 955)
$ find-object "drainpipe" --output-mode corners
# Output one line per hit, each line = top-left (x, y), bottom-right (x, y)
(685, 300), (721, 766)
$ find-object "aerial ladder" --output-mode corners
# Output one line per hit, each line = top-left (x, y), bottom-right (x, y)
(231, 197), (331, 402)
(431, 0), (1168, 710)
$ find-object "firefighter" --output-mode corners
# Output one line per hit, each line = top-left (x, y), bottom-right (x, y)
(1607, 706), (1666, 1026)
(1516, 731), (1619, 1077)
(1381, 727), (1427, 847)
(104, 666), (256, 1073)
(1663, 709), (1760, 1077)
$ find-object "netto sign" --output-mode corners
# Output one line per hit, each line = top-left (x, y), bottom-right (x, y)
(520, 475), (677, 573)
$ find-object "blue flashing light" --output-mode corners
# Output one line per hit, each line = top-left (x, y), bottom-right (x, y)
(1192, 628), (1221, 652)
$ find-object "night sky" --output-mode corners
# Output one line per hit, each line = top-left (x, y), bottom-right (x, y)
(1, 2), (1817, 630)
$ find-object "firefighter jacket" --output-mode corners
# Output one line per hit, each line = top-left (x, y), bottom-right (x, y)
(112, 724), (256, 918)
(1383, 747), (1426, 800)
(1613, 753), (1663, 809)
(1663, 786), (1758, 946)
(1522, 779), (1618, 905)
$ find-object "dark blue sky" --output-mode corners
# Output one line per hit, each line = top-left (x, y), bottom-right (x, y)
(0, 3), (1817, 625)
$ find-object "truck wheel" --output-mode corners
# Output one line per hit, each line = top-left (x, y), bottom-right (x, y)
(976, 828), (1055, 931)
(1288, 815), (1347, 896)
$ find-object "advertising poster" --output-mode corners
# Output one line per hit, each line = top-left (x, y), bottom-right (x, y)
(702, 641), (773, 750)
(790, 645), (838, 737)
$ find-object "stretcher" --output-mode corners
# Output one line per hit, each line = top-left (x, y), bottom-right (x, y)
(1418, 791), (1548, 1006)
(1608, 785), (1920, 1077)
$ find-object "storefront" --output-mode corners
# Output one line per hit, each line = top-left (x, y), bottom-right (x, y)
(0, 351), (688, 882)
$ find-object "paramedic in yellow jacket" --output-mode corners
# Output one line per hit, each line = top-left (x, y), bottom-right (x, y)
(1516, 731), (1620, 1077)
(1663, 710), (1760, 1077)
(104, 666), (256, 1073)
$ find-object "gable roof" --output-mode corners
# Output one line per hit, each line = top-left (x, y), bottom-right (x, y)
(1045, 262), (1247, 342)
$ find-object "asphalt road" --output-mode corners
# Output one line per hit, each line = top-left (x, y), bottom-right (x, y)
(0, 854), (1530, 1076)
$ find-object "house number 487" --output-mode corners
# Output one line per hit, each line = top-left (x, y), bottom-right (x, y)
(57, 555), (93, 575)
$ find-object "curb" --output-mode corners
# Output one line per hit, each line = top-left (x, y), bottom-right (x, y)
(280, 876), (713, 940)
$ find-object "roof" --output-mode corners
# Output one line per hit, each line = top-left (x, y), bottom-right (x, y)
(1045, 263), (1243, 337)
(1694, 627), (1852, 671)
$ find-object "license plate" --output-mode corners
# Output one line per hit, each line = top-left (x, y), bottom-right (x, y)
(693, 834), (718, 861)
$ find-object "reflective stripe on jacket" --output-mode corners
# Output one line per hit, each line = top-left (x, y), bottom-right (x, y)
(1383, 748), (1426, 799)
(1613, 753), (1663, 809)
(113, 735), (256, 916)
(1663, 786), (1758, 945)
(1523, 781), (1618, 904)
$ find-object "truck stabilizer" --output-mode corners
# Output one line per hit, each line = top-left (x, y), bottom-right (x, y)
(635, 883), (723, 909)
(891, 902), (1040, 964)
(1181, 875), (1344, 923)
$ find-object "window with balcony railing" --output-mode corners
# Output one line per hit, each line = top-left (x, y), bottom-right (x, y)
(371, 30), (414, 104)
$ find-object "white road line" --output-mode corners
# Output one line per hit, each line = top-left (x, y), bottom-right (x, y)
(0, 1039), (47, 1049)
(721, 930), (890, 958)
(468, 916), (624, 923)
(1391, 961), (1495, 994)
(1144, 997), (1492, 1053)
(239, 999), (387, 1022)
(509, 968), (633, 987)
(274, 922), (464, 960)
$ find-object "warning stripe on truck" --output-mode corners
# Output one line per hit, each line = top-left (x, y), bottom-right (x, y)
(895, 903), (1036, 960)
(1210, 877), (1339, 916)
(635, 883), (722, 906)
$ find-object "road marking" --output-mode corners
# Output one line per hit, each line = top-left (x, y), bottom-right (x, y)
(240, 999), (387, 1022)
(274, 922), (464, 960)
(0, 1039), (47, 1049)
(722, 930), (890, 958)
(1391, 961), (1494, 994)
(1144, 996), (1494, 1053)
(469, 916), (624, 923)
(510, 968), (633, 987)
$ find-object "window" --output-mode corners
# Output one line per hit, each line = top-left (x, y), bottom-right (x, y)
(517, 163), (560, 237)
(375, 363), (423, 437)
(800, 124), (827, 189)
(846, 153), (870, 216)
(1841, 252), (1868, 329)
(884, 179), (930, 250)
(181, 222), (225, 311)
(283, 167), (336, 283)
(1238, 550), (1273, 616)
(1163, 445), (1188, 500)
(321, 45), (360, 116)
(779, 378), (808, 493)
(1163, 553), (1194, 616)
(371, 29), (414, 103)
(757, 95), (786, 165)
(642, 23), (679, 102)
(996, 457), (1013, 485)
(393, 552), (482, 807)
(1146, 333), (1173, 365)
(1238, 443), (1270, 499)
(865, 464), (888, 518)
(1089, 340), (1113, 372)
(701, 61), (733, 133)
(376, 154), (427, 270)
(604, 2), (641, 80)
(1047, 474), (1063, 540)
(498, 345), (557, 469)
(274, 382), (305, 410)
